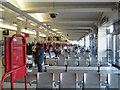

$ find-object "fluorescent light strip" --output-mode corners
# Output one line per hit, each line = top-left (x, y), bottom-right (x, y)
(22, 29), (36, 35)
(22, 29), (46, 37)
(0, 19), (4, 22)
(39, 27), (42, 29)
(13, 24), (17, 26)
(52, 29), (56, 31)
(30, 23), (35, 26)
(0, 8), (4, 11)
(0, 24), (46, 37)
(17, 17), (24, 21)
(39, 33), (46, 37)
(0, 23), (17, 30)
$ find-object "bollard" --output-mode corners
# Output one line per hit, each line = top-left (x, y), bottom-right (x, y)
(88, 59), (91, 66)
(65, 65), (68, 72)
(97, 65), (100, 72)
(45, 67), (47, 72)
(77, 61), (79, 66)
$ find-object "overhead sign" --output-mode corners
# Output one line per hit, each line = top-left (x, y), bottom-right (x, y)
(21, 33), (29, 37)
(3, 30), (9, 35)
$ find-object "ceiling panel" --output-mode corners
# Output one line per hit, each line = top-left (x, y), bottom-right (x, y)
(2, 1), (116, 41)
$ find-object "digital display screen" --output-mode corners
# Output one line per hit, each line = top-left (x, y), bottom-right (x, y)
(3, 30), (9, 35)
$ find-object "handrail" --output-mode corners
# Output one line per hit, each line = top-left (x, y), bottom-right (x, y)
(1, 34), (27, 90)
(1, 65), (26, 90)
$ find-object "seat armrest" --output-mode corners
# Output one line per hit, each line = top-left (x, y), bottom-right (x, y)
(53, 81), (60, 88)
(100, 81), (109, 88)
(76, 81), (84, 88)
(29, 80), (37, 86)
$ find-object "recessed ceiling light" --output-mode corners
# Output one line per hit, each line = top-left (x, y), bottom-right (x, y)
(30, 23), (35, 26)
(39, 27), (42, 29)
(52, 29), (56, 31)
(0, 19), (4, 22)
(57, 32), (61, 33)
(13, 23), (17, 26)
(16, 16), (24, 21)
(0, 8), (4, 11)
(44, 23), (47, 26)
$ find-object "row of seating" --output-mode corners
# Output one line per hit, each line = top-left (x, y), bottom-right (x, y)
(45, 51), (109, 67)
(45, 52), (56, 59)
(35, 72), (119, 89)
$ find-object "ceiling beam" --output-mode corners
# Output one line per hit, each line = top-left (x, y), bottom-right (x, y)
(52, 25), (92, 27)
(52, 26), (92, 29)
(59, 32), (89, 34)
(22, 5), (114, 10)
(44, 21), (96, 24)
(53, 27), (92, 29)
(16, 0), (117, 3)
(1, 0), (59, 35)
(56, 30), (89, 33)
(41, 18), (98, 22)
(22, 8), (112, 13)
(55, 29), (90, 30)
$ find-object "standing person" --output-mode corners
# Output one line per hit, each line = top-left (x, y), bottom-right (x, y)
(64, 45), (67, 52)
(44, 43), (46, 52)
(35, 43), (44, 72)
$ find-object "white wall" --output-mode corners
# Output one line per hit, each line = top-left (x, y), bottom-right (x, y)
(85, 34), (89, 48)
(98, 27), (107, 62)
(78, 40), (82, 46)
(82, 38), (84, 46)
(70, 40), (78, 45)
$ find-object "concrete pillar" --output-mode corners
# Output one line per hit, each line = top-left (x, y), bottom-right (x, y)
(98, 26), (106, 63)
(82, 38), (84, 46)
(17, 20), (22, 34)
(36, 28), (39, 43)
(52, 36), (54, 43)
(85, 34), (90, 48)
(79, 40), (82, 46)
(46, 34), (48, 43)
(84, 37), (86, 46)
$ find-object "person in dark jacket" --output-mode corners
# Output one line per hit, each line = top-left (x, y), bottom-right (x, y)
(35, 43), (44, 72)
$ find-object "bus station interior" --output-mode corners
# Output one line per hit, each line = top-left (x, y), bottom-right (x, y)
(0, 0), (120, 89)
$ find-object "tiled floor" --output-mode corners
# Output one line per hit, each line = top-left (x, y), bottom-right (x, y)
(0, 52), (120, 89)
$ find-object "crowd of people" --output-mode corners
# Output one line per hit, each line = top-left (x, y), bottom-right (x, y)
(27, 42), (91, 72)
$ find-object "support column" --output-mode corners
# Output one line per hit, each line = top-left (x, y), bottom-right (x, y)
(17, 20), (22, 34)
(36, 28), (39, 43)
(82, 38), (84, 46)
(52, 36), (54, 44)
(98, 26), (106, 63)
(46, 34), (48, 43)
(84, 37), (86, 46)
(85, 34), (90, 48)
